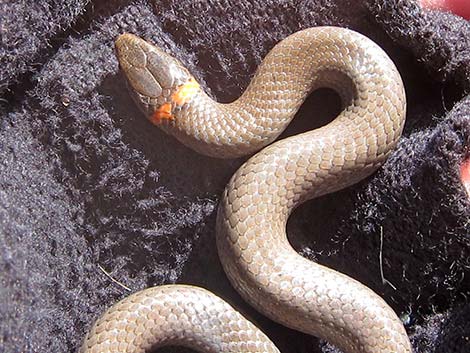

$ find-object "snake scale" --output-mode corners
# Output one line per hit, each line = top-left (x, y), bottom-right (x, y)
(80, 27), (410, 353)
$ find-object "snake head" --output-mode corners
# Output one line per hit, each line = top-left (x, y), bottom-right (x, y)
(115, 33), (199, 124)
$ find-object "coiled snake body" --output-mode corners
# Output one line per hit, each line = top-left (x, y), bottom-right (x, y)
(80, 27), (410, 353)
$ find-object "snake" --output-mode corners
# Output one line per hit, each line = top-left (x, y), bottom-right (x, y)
(80, 27), (410, 353)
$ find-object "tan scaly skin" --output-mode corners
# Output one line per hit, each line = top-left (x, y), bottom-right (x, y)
(80, 27), (411, 353)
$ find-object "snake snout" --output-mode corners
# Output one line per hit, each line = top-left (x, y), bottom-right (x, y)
(115, 33), (162, 98)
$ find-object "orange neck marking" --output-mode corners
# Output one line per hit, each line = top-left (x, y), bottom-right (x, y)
(172, 78), (200, 106)
(151, 102), (173, 125)
(149, 79), (200, 125)
(460, 158), (470, 196)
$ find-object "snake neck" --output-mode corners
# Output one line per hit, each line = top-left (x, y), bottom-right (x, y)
(151, 27), (405, 159)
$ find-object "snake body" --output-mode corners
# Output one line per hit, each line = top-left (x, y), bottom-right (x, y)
(81, 27), (410, 352)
